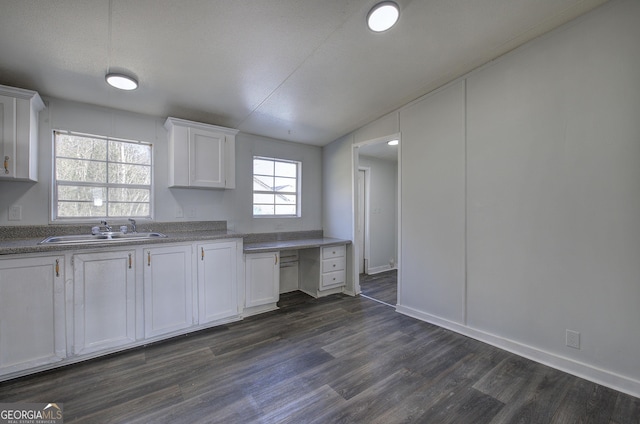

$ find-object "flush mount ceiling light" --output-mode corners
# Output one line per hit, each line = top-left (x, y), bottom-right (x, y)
(105, 73), (138, 90)
(387, 139), (399, 146)
(367, 1), (400, 32)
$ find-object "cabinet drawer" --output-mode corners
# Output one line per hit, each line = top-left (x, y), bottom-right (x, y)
(322, 257), (345, 273)
(322, 245), (345, 260)
(321, 270), (346, 289)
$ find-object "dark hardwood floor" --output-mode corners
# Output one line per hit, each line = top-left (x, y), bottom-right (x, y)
(360, 269), (398, 306)
(1, 291), (638, 423)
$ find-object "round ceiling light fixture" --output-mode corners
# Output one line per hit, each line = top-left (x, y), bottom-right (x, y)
(387, 139), (399, 146)
(367, 1), (400, 32)
(105, 72), (138, 90)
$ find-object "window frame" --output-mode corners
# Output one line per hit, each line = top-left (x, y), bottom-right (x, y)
(252, 156), (301, 218)
(51, 130), (154, 223)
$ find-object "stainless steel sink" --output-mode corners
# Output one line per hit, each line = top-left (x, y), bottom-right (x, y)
(38, 232), (168, 245)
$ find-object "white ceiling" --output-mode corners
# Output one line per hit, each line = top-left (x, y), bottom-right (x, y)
(0, 0), (609, 146)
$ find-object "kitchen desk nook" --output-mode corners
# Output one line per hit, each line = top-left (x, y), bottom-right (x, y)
(243, 235), (351, 316)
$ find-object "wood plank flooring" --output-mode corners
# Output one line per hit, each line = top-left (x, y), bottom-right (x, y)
(1, 291), (638, 423)
(360, 269), (398, 306)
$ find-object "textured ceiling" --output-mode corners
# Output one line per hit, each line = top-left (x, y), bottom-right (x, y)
(0, 0), (609, 146)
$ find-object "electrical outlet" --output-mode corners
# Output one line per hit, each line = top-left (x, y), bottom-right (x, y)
(566, 329), (580, 349)
(8, 205), (22, 221)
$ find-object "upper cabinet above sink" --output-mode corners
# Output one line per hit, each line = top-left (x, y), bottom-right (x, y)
(164, 117), (238, 190)
(0, 84), (45, 182)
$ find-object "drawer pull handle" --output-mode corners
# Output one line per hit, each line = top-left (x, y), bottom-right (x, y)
(275, 254), (278, 265)
(128, 253), (132, 269)
(55, 259), (60, 277)
(201, 247), (205, 261)
(148, 251), (151, 266)
(3, 156), (9, 174)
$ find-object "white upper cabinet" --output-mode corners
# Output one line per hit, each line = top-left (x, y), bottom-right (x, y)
(0, 84), (45, 182)
(164, 117), (238, 189)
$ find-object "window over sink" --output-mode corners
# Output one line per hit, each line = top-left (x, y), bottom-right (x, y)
(52, 130), (153, 221)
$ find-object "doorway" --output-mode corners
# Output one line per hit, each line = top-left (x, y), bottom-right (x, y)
(353, 134), (400, 306)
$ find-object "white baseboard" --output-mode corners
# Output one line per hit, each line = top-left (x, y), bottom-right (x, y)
(395, 304), (640, 399)
(366, 265), (396, 275)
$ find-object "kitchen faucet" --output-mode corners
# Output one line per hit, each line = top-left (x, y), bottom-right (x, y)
(100, 220), (112, 232)
(128, 218), (137, 233)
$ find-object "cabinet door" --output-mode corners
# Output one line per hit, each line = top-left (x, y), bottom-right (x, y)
(0, 95), (16, 178)
(245, 252), (279, 308)
(73, 250), (136, 355)
(197, 241), (238, 324)
(189, 128), (225, 188)
(143, 245), (193, 338)
(0, 256), (65, 376)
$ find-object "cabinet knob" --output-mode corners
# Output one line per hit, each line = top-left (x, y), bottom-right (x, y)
(333, 264), (336, 268)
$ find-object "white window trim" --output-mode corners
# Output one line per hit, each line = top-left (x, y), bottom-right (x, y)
(253, 156), (301, 218)
(51, 129), (154, 223)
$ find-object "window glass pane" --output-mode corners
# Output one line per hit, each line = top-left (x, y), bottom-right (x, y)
(58, 185), (107, 203)
(108, 202), (150, 217)
(57, 201), (106, 217)
(108, 163), (151, 185)
(275, 194), (296, 205)
(253, 159), (274, 176)
(275, 205), (297, 215)
(53, 131), (152, 220)
(252, 156), (300, 217)
(56, 134), (107, 160)
(253, 175), (274, 191)
(56, 158), (106, 183)
(274, 177), (296, 192)
(253, 204), (275, 215)
(109, 140), (151, 165)
(109, 188), (150, 202)
(275, 161), (297, 178)
(254, 193), (275, 204)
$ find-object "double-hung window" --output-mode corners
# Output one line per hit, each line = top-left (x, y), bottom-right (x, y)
(253, 156), (300, 217)
(53, 130), (153, 220)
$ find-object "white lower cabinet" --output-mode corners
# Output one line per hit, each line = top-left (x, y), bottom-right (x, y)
(299, 244), (347, 297)
(143, 245), (193, 338)
(73, 250), (136, 355)
(244, 251), (280, 315)
(197, 241), (239, 324)
(0, 238), (246, 381)
(0, 255), (65, 376)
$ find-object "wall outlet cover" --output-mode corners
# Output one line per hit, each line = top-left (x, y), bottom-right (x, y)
(8, 205), (22, 221)
(566, 329), (581, 349)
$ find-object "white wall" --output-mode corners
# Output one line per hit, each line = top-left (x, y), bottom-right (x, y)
(359, 155), (397, 272)
(0, 98), (322, 233)
(323, 0), (640, 396)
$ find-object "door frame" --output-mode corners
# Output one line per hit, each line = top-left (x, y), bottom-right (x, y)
(351, 132), (401, 298)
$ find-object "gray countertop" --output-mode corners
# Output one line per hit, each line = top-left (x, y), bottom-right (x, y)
(243, 237), (350, 253)
(0, 230), (244, 255)
(0, 222), (350, 256)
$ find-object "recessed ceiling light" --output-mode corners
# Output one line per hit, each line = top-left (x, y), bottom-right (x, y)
(388, 139), (399, 146)
(367, 1), (400, 32)
(105, 73), (138, 90)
